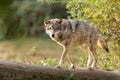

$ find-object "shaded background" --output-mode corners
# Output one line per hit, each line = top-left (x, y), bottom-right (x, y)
(0, 0), (119, 70)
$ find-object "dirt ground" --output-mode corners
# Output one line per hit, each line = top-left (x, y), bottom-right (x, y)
(0, 38), (80, 64)
(0, 38), (61, 62)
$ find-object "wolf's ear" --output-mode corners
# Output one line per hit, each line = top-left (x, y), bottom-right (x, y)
(56, 19), (62, 24)
(44, 20), (50, 26)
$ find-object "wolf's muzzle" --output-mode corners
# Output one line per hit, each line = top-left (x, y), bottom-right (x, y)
(52, 34), (55, 38)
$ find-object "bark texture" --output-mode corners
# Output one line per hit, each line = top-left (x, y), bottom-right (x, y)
(0, 60), (119, 80)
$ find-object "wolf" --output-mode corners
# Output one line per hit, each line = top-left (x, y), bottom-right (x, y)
(44, 18), (109, 70)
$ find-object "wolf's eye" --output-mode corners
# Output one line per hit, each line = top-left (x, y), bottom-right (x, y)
(54, 27), (58, 30)
(55, 27), (60, 30)
(48, 27), (52, 30)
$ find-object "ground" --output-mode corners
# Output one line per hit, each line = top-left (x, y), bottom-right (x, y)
(0, 38), (119, 70)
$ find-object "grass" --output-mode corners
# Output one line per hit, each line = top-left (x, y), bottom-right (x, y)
(0, 37), (119, 70)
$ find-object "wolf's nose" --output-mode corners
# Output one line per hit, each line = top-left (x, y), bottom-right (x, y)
(52, 34), (55, 38)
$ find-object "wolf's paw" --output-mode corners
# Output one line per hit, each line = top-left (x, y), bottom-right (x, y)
(88, 67), (94, 71)
(69, 64), (75, 69)
(55, 65), (62, 69)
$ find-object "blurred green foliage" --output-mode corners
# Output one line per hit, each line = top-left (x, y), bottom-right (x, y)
(66, 0), (120, 54)
(2, 0), (68, 39)
(0, 0), (13, 18)
(39, 58), (57, 67)
(0, 0), (13, 39)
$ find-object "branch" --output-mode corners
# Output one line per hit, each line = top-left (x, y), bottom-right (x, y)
(0, 60), (119, 80)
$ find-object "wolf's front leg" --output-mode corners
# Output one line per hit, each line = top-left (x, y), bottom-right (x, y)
(56, 46), (69, 69)
(67, 54), (75, 69)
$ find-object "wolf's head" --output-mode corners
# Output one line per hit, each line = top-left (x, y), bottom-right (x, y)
(44, 19), (63, 41)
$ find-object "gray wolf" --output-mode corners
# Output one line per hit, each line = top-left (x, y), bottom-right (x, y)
(44, 18), (109, 70)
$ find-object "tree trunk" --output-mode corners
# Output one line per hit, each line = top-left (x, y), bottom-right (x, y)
(0, 60), (119, 80)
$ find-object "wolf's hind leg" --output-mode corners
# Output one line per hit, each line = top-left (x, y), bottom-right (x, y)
(88, 47), (97, 70)
(87, 49), (93, 68)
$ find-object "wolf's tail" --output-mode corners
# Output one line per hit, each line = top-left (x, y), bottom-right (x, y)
(97, 37), (109, 53)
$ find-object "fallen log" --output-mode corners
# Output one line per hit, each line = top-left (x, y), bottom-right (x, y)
(0, 60), (119, 80)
